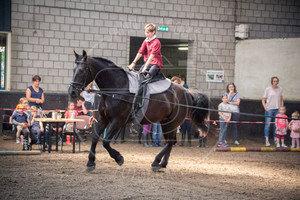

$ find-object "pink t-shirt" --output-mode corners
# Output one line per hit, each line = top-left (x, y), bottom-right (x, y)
(276, 114), (287, 128)
(263, 86), (282, 110)
(290, 120), (300, 139)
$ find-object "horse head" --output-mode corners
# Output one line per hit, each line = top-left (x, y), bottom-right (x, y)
(69, 50), (92, 99)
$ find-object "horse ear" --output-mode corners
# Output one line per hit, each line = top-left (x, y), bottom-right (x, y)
(83, 50), (87, 61)
(74, 51), (79, 59)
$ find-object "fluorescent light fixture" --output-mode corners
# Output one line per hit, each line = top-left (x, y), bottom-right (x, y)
(178, 47), (188, 51)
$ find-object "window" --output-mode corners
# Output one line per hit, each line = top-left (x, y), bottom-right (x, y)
(129, 37), (188, 79)
(0, 33), (7, 90)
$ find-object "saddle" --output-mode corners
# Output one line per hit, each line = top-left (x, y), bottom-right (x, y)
(127, 71), (171, 124)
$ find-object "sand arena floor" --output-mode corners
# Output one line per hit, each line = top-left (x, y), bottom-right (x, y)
(0, 133), (299, 200)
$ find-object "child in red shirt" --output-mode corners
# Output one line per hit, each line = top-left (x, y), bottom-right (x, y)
(128, 23), (163, 81)
(64, 101), (78, 132)
(275, 106), (288, 148)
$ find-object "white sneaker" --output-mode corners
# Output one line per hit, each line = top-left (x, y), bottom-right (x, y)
(290, 145), (295, 148)
(224, 140), (227, 144)
(276, 143), (280, 148)
(234, 140), (240, 145)
(265, 141), (271, 147)
(281, 144), (287, 148)
(296, 146), (300, 148)
(16, 138), (20, 143)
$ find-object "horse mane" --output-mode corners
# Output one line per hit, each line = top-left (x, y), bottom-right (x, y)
(93, 57), (124, 71)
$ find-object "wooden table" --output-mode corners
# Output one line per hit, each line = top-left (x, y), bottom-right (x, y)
(35, 118), (84, 153)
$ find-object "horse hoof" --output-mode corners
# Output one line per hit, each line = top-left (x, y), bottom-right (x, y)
(152, 165), (162, 172)
(160, 164), (167, 169)
(86, 165), (95, 172)
(116, 156), (124, 166)
(86, 161), (95, 172)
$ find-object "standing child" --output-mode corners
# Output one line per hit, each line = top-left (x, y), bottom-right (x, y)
(142, 124), (152, 147)
(197, 117), (209, 148)
(218, 95), (231, 147)
(275, 106), (288, 148)
(288, 111), (300, 148)
(64, 101), (78, 132)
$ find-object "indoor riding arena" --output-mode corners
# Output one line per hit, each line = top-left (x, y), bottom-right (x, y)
(1, 0), (300, 199)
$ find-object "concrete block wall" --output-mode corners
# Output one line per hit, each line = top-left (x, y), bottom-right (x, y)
(10, 0), (300, 98)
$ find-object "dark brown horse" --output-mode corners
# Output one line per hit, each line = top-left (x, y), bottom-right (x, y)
(69, 50), (209, 171)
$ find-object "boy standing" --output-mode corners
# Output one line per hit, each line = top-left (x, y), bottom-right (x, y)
(128, 23), (163, 81)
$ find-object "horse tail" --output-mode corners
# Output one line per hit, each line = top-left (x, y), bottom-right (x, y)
(189, 90), (209, 129)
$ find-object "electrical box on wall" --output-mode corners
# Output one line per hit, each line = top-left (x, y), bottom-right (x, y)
(235, 24), (249, 39)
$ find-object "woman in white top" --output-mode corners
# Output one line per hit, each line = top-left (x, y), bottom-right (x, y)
(262, 76), (283, 147)
(226, 83), (241, 145)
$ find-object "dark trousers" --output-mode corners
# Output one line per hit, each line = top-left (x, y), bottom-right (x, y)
(139, 64), (160, 79)
(228, 113), (239, 141)
(181, 119), (191, 145)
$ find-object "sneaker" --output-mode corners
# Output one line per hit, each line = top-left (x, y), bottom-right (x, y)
(234, 140), (240, 145)
(290, 145), (295, 148)
(296, 146), (300, 148)
(217, 143), (223, 147)
(276, 143), (280, 148)
(224, 140), (227, 144)
(221, 143), (228, 147)
(16, 137), (20, 143)
(38, 144), (42, 150)
(265, 141), (271, 147)
(281, 144), (287, 148)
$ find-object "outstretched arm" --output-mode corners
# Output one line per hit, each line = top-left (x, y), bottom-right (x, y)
(128, 53), (143, 70)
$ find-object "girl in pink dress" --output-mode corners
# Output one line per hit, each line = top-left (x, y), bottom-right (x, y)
(275, 106), (288, 148)
(288, 111), (300, 148)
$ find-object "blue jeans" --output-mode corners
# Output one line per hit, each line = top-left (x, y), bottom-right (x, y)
(264, 109), (278, 138)
(219, 120), (229, 143)
(152, 122), (162, 146)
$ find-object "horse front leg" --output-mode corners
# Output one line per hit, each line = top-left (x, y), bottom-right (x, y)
(103, 123), (124, 166)
(87, 120), (107, 171)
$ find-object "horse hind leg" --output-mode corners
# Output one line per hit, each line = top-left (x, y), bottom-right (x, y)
(151, 142), (173, 172)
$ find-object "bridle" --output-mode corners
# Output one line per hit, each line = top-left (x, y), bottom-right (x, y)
(69, 60), (90, 92)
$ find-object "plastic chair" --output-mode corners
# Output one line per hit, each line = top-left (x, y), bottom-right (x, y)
(62, 115), (91, 152)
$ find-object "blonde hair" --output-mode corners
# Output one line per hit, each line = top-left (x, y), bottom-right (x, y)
(292, 111), (300, 119)
(171, 76), (181, 84)
(31, 106), (37, 111)
(144, 23), (156, 33)
(19, 97), (28, 104)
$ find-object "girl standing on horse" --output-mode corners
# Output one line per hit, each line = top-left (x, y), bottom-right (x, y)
(128, 23), (163, 81)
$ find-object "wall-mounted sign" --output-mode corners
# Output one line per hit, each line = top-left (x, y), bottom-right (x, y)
(206, 70), (224, 83)
(158, 26), (169, 32)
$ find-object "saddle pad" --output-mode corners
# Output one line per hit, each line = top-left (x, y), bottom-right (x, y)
(127, 71), (171, 95)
